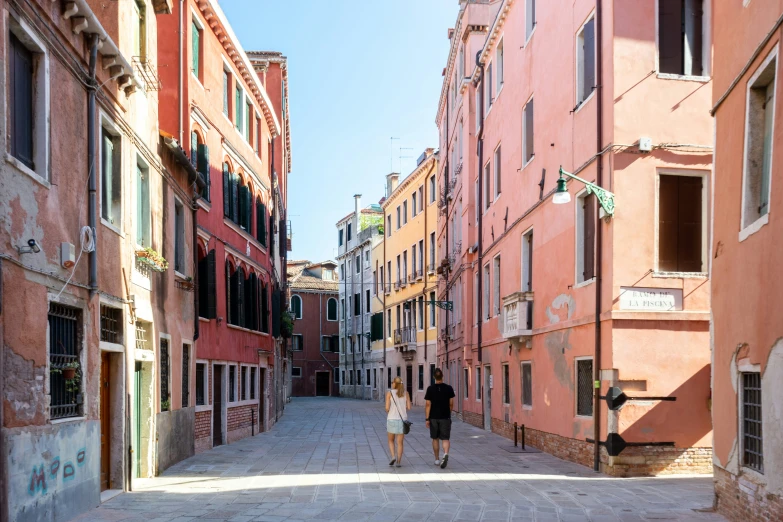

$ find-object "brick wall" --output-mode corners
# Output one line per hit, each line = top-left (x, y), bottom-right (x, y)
(226, 404), (258, 443)
(714, 465), (783, 522)
(462, 410), (483, 428)
(195, 410), (212, 454)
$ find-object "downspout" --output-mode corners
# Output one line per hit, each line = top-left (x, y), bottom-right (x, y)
(476, 51), (485, 365)
(178, 0), (184, 144)
(443, 91), (449, 370)
(88, 36), (99, 292)
(319, 293), (323, 396)
(360, 245), (365, 400)
(382, 212), (387, 371)
(593, 0), (604, 473)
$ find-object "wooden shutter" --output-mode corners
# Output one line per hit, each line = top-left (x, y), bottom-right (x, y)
(191, 131), (198, 167)
(191, 23), (199, 75)
(685, 0), (703, 76)
(10, 33), (34, 169)
(198, 254), (208, 319)
(261, 285), (269, 333)
(582, 19), (595, 102)
(583, 195), (595, 280)
(197, 144), (209, 201)
(222, 164), (230, 217)
(231, 173), (239, 223)
(526, 232), (534, 291)
(371, 312), (383, 342)
(238, 184), (248, 229)
(269, 215), (275, 258)
(658, 175), (679, 272)
(525, 100), (534, 162)
(246, 189), (253, 234)
(258, 203), (267, 246)
(659, 0), (683, 74)
(237, 269), (246, 328)
(677, 176), (703, 273)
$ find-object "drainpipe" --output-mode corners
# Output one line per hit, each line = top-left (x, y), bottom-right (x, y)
(382, 212), (387, 371)
(476, 51), (485, 365)
(593, 0), (605, 473)
(443, 90), (449, 370)
(88, 36), (99, 292)
(178, 0), (184, 144)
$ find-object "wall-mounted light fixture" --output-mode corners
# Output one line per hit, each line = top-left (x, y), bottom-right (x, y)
(553, 166), (615, 219)
(16, 239), (41, 255)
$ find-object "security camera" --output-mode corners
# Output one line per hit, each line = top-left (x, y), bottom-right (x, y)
(17, 238), (41, 255)
(28, 239), (40, 253)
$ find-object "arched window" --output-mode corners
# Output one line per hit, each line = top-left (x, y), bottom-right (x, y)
(291, 294), (302, 319)
(326, 298), (337, 321)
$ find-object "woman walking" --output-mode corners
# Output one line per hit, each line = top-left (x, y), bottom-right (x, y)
(386, 376), (411, 467)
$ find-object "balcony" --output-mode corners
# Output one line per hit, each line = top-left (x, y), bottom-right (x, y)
(394, 326), (417, 360)
(501, 291), (534, 347)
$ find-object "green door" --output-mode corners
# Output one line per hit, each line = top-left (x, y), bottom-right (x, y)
(133, 362), (142, 478)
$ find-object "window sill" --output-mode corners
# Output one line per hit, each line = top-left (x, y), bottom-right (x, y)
(574, 278), (596, 289)
(191, 72), (204, 89)
(100, 341), (125, 353)
(226, 324), (268, 336)
(198, 317), (211, 323)
(196, 198), (211, 212)
(5, 153), (50, 188)
(656, 72), (710, 83)
(524, 26), (537, 47)
(50, 416), (86, 425)
(652, 271), (708, 279)
(174, 270), (190, 281)
(521, 155), (535, 172)
(522, 405), (533, 411)
(575, 414), (592, 420)
(195, 404), (212, 413)
(226, 398), (258, 408)
(573, 91), (596, 114)
(739, 213), (769, 242)
(101, 218), (124, 238)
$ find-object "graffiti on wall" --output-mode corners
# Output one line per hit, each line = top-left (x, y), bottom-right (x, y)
(28, 447), (86, 496)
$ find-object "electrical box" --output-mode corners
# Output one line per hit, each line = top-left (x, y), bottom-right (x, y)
(60, 242), (75, 268)
(639, 137), (653, 152)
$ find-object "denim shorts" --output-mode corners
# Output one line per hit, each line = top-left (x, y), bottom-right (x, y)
(387, 419), (405, 435)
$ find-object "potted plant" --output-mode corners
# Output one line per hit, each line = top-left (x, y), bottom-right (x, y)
(281, 311), (295, 339)
(62, 361), (79, 380)
(135, 247), (169, 272)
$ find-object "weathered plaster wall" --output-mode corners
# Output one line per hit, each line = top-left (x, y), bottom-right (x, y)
(156, 408), (195, 473)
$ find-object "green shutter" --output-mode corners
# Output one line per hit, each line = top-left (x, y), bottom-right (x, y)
(371, 312), (383, 341)
(197, 144), (210, 201)
(238, 184), (248, 230)
(222, 164), (230, 217)
(191, 22), (199, 76)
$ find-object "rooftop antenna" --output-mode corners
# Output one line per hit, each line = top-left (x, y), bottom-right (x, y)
(390, 137), (399, 172)
(399, 147), (413, 174)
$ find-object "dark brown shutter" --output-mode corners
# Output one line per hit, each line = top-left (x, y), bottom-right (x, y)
(10, 33), (34, 169)
(678, 176), (703, 273)
(206, 250), (217, 319)
(658, 175), (679, 272)
(237, 268), (246, 328)
(582, 19), (595, 101)
(659, 0), (684, 74)
(231, 173), (239, 223)
(583, 195), (595, 280)
(525, 100), (534, 162)
(238, 184), (248, 229)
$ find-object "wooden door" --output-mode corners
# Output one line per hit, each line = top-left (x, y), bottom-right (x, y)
(213, 365), (223, 446)
(316, 372), (329, 396)
(100, 353), (110, 491)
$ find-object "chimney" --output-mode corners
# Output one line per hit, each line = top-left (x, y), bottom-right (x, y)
(354, 194), (361, 224)
(386, 173), (400, 198)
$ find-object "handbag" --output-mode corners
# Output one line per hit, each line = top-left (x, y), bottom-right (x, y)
(390, 391), (412, 434)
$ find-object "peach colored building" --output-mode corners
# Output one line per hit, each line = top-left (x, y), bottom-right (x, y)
(711, 1), (783, 520)
(437, 0), (713, 475)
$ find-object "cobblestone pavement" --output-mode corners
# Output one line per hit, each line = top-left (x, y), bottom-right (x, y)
(73, 397), (724, 522)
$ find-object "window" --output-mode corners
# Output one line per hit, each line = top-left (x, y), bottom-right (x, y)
(327, 298), (338, 321)
(430, 364), (436, 385)
(418, 296), (424, 329)
(658, 175), (704, 272)
(493, 256), (501, 316)
(229, 365), (236, 402)
(418, 365), (424, 390)
(429, 291), (436, 327)
(245, 102), (252, 142)
(366, 369), (371, 387)
(483, 264), (491, 321)
(388, 367), (392, 388)
(340, 263), (345, 280)
(476, 367), (482, 401)
(223, 70), (230, 117)
(341, 298), (345, 320)
(195, 363), (205, 406)
(386, 309), (392, 338)
(418, 240), (424, 274)
(403, 201), (408, 225)
(250, 367), (256, 400)
(577, 17), (596, 105)
(522, 230), (534, 292)
(136, 161), (151, 247)
(160, 338), (170, 410)
(658, 0), (706, 76)
(429, 233), (435, 270)
(100, 305), (123, 344)
(198, 249), (217, 319)
(403, 251), (408, 280)
(526, 0), (536, 40)
(429, 176), (436, 203)
(373, 369), (377, 389)
(324, 268), (334, 280)
(357, 369), (362, 386)
(459, 43), (465, 78)
(464, 368), (469, 399)
(292, 367), (302, 378)
(485, 62), (493, 111)
(419, 186), (424, 212)
(523, 98), (534, 165)
(235, 84), (244, 132)
(292, 334), (303, 351)
(502, 364), (510, 404)
(396, 206), (401, 229)
(338, 229), (344, 246)
(497, 38), (504, 91)
(347, 222), (352, 241)
(741, 372), (764, 472)
(521, 362), (532, 407)
(291, 295), (302, 319)
(576, 358), (593, 416)
(133, 0), (146, 59)
(484, 162), (491, 210)
(475, 178), (480, 221)
(191, 18), (202, 80)
(354, 293), (361, 316)
(576, 192), (596, 283)
(355, 254), (360, 273)
(387, 215), (392, 237)
(411, 246), (417, 278)
(48, 304), (82, 419)
(366, 289), (370, 313)
(256, 198), (266, 244)
(476, 87), (482, 132)
(180, 344), (190, 407)
(174, 199), (185, 273)
(240, 366), (247, 401)
(742, 52), (776, 231)
(458, 122), (463, 163)
(101, 128), (121, 226)
(412, 193), (417, 217)
(342, 370), (345, 385)
(494, 146), (502, 199)
(335, 370), (340, 384)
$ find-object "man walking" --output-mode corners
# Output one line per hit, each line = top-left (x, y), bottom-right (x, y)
(424, 368), (455, 468)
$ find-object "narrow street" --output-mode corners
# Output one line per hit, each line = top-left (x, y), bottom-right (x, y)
(73, 398), (723, 522)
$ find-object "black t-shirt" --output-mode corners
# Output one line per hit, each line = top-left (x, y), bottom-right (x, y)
(424, 383), (455, 420)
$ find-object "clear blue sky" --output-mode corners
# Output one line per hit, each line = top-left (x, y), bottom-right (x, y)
(222, 0), (457, 263)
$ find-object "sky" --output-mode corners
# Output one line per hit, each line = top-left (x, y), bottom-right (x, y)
(221, 0), (457, 263)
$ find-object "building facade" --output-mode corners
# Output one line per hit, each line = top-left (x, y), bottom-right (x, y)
(711, 1), (783, 519)
(336, 196), (383, 399)
(288, 260), (340, 397)
(436, 0), (713, 476)
(0, 0), (204, 520)
(370, 151), (440, 407)
(156, 0), (290, 455)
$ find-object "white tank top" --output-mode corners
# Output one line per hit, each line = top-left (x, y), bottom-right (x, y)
(387, 391), (408, 421)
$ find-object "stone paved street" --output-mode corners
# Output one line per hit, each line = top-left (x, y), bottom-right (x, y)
(73, 398), (724, 522)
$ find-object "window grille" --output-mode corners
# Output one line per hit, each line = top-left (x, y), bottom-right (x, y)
(48, 304), (82, 419)
(195, 363), (205, 406)
(503, 364), (510, 404)
(182, 345), (189, 408)
(241, 367), (247, 401)
(100, 305), (122, 343)
(160, 339), (170, 410)
(229, 366), (236, 402)
(576, 359), (593, 416)
(135, 321), (150, 350)
(250, 367), (256, 400)
(742, 372), (763, 473)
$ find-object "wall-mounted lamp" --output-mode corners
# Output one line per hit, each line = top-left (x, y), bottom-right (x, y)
(16, 239), (41, 255)
(553, 166), (615, 219)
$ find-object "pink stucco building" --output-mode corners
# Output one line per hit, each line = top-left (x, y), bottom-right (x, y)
(711, 1), (783, 519)
(437, 0), (713, 475)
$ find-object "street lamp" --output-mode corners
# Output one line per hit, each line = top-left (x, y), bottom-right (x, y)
(553, 166), (615, 219)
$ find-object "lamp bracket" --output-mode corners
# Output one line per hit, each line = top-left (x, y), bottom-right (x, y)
(559, 167), (615, 219)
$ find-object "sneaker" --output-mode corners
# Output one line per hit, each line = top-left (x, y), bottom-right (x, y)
(434, 459), (441, 466)
(440, 454), (449, 469)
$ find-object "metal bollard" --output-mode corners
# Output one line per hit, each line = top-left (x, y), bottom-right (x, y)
(521, 424), (525, 450)
(514, 422), (518, 447)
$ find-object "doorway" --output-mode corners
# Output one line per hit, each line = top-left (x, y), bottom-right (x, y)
(483, 365), (492, 431)
(100, 353), (110, 491)
(213, 365), (224, 447)
(315, 371), (330, 396)
(258, 368), (266, 433)
(406, 365), (413, 398)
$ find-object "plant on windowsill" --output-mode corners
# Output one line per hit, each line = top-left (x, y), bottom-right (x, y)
(176, 275), (195, 291)
(135, 247), (169, 272)
(161, 399), (170, 412)
(281, 311), (295, 339)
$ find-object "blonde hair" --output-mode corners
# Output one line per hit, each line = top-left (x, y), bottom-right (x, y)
(392, 377), (405, 398)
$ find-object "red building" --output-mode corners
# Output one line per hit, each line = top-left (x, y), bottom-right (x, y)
(156, 0), (291, 453)
(288, 261), (340, 397)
